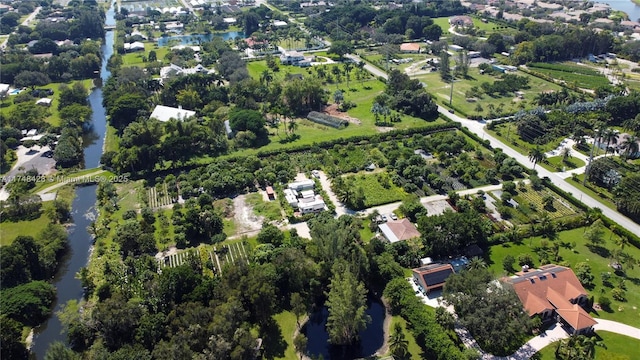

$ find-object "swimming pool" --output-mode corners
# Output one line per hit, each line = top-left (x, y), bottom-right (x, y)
(450, 256), (469, 272)
(9, 89), (22, 95)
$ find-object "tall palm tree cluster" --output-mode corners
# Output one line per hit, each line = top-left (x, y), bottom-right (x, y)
(554, 334), (605, 360)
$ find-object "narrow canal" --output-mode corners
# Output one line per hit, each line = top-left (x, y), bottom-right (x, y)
(30, 3), (115, 358)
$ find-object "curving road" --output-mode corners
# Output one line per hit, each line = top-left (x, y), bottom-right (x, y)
(348, 53), (640, 236)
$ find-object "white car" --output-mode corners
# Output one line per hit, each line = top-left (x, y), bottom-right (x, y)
(390, 213), (398, 220)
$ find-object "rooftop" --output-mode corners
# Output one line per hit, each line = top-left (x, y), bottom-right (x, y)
(378, 219), (421, 243)
(149, 105), (196, 122)
(413, 263), (455, 291)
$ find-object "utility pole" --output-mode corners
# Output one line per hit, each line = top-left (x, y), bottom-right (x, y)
(583, 130), (599, 186)
(449, 78), (454, 106)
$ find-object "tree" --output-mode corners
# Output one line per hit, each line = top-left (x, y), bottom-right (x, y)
(290, 292), (307, 329)
(584, 219), (605, 247)
(333, 89), (344, 104)
(455, 50), (470, 78)
(325, 266), (370, 345)
(621, 135), (639, 159)
(389, 323), (410, 360)
(176, 88), (201, 110)
(503, 254), (515, 273)
(528, 146), (545, 169)
(109, 94), (148, 132)
(561, 147), (572, 164)
(148, 50), (157, 62)
(14, 71), (51, 89)
(439, 50), (451, 81)
(423, 24), (443, 41)
(293, 334), (307, 360)
(328, 40), (353, 59)
(256, 224), (285, 247)
(44, 342), (79, 360)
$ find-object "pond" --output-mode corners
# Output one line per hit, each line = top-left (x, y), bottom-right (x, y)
(303, 300), (385, 360)
(157, 31), (245, 46)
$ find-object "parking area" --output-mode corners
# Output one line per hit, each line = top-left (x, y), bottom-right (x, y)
(421, 199), (454, 216)
(407, 277), (443, 308)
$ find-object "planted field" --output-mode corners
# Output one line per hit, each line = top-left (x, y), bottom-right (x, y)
(160, 240), (251, 277)
(147, 182), (172, 208)
(528, 62), (609, 89)
(346, 173), (408, 207)
(512, 185), (578, 219)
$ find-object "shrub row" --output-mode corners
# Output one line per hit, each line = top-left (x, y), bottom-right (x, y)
(529, 63), (602, 76)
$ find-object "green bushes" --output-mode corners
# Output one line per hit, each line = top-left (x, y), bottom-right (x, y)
(0, 280), (56, 327)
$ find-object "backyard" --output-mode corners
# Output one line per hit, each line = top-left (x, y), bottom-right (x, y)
(536, 331), (640, 360)
(487, 226), (640, 328)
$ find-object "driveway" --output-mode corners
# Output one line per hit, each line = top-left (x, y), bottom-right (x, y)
(316, 170), (352, 216)
(0, 145), (55, 201)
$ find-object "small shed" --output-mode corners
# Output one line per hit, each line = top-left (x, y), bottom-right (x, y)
(36, 98), (53, 107)
(266, 186), (275, 201)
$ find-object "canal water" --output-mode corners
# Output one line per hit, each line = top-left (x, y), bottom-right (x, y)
(597, 0), (640, 22)
(303, 300), (386, 360)
(30, 3), (115, 359)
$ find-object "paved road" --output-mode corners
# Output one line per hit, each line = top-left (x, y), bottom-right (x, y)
(1, 6), (41, 49)
(351, 53), (640, 236)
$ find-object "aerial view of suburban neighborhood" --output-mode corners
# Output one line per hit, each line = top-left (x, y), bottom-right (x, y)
(3, 0), (640, 358)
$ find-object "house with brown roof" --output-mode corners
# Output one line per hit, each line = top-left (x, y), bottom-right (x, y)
(502, 264), (596, 335)
(400, 43), (421, 53)
(412, 263), (455, 293)
(449, 15), (474, 27)
(378, 219), (420, 243)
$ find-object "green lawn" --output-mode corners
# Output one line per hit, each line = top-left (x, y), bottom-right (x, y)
(345, 173), (408, 207)
(386, 316), (423, 359)
(565, 174), (618, 211)
(121, 42), (170, 66)
(414, 68), (562, 117)
(271, 311), (300, 360)
(528, 62), (610, 90)
(536, 331), (640, 359)
(0, 186), (75, 246)
(540, 155), (586, 172)
(432, 16), (515, 36)
(245, 192), (283, 221)
(487, 227), (640, 328)
(0, 79), (94, 127)
(487, 122), (566, 157)
(104, 125), (120, 153)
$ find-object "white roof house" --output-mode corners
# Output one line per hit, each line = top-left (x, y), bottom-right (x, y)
(378, 219), (421, 243)
(298, 196), (325, 214)
(149, 105), (196, 122)
(273, 20), (288, 27)
(223, 17), (237, 23)
(0, 83), (10, 95)
(124, 41), (145, 51)
(36, 98), (53, 106)
(283, 188), (299, 207)
(288, 179), (315, 191)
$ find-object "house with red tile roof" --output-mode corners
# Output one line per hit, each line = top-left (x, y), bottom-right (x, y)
(378, 219), (420, 243)
(502, 264), (596, 335)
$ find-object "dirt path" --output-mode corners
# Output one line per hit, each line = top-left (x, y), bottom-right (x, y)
(233, 194), (264, 234)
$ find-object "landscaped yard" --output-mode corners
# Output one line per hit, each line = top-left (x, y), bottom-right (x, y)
(344, 173), (408, 207)
(487, 227), (640, 328)
(536, 331), (640, 359)
(121, 42), (170, 67)
(540, 155), (586, 172)
(487, 121), (566, 156)
(413, 68), (562, 117)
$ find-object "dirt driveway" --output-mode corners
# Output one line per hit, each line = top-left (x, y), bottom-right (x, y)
(233, 194), (264, 235)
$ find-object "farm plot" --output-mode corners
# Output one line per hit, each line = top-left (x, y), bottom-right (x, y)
(147, 182), (173, 208)
(513, 185), (578, 220)
(160, 240), (251, 276)
(345, 173), (408, 207)
(528, 62), (610, 89)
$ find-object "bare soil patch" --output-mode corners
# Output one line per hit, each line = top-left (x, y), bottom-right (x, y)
(322, 104), (362, 125)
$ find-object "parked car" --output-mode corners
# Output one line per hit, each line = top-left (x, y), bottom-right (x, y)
(311, 170), (320, 178)
(381, 214), (387, 222)
(390, 213), (398, 220)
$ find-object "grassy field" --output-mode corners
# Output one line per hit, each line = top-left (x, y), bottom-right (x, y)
(345, 173), (408, 207)
(121, 42), (170, 66)
(540, 155), (586, 172)
(432, 16), (515, 36)
(536, 331), (639, 359)
(487, 227), (640, 328)
(271, 311), (299, 360)
(245, 192), (283, 221)
(565, 174), (618, 211)
(487, 122), (566, 157)
(385, 316), (423, 359)
(413, 68), (562, 117)
(528, 62), (610, 89)
(0, 79), (94, 127)
(0, 186), (75, 246)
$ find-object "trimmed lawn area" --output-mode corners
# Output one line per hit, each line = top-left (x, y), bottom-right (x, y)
(0, 79), (94, 127)
(432, 16), (516, 36)
(344, 173), (408, 207)
(104, 125), (120, 153)
(487, 122), (565, 157)
(121, 42), (170, 67)
(0, 185), (75, 246)
(414, 68), (562, 118)
(487, 227), (640, 328)
(271, 311), (299, 360)
(536, 331), (640, 359)
(540, 155), (585, 172)
(385, 316), (423, 359)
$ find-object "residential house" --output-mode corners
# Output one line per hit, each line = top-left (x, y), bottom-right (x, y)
(279, 50), (306, 65)
(400, 43), (421, 53)
(449, 15), (474, 27)
(298, 196), (326, 214)
(378, 219), (421, 243)
(149, 105), (196, 122)
(620, 20), (640, 31)
(502, 264), (596, 335)
(288, 179), (315, 192)
(36, 98), (53, 107)
(0, 83), (10, 97)
(412, 263), (455, 293)
(124, 41), (145, 52)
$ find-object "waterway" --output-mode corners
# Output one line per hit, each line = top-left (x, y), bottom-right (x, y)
(597, 0), (640, 22)
(30, 3), (115, 358)
(303, 300), (386, 360)
(157, 31), (244, 46)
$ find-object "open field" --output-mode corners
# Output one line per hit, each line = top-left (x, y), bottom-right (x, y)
(566, 174), (618, 211)
(345, 173), (408, 207)
(413, 68), (562, 117)
(536, 331), (639, 359)
(528, 62), (610, 89)
(487, 122), (566, 156)
(245, 192), (283, 221)
(487, 227), (640, 328)
(432, 16), (516, 36)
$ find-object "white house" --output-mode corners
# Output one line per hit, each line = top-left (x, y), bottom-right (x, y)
(279, 50), (305, 65)
(36, 98), (53, 107)
(288, 179), (315, 191)
(124, 41), (145, 52)
(149, 105), (196, 122)
(298, 196), (325, 214)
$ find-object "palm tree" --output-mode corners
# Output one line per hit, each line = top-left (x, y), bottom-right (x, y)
(260, 69), (273, 86)
(371, 102), (383, 124)
(288, 120), (298, 136)
(561, 147), (572, 164)
(475, 103), (484, 116)
(621, 135), (639, 159)
(389, 323), (409, 360)
(601, 128), (617, 157)
(343, 62), (353, 89)
(467, 257), (487, 270)
(528, 146), (545, 169)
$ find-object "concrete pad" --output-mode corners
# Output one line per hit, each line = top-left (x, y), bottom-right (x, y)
(421, 199), (454, 216)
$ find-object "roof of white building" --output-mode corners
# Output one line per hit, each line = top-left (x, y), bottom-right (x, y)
(149, 105), (196, 122)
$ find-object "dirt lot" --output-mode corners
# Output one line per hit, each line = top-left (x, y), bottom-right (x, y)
(421, 199), (454, 216)
(233, 194), (264, 234)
